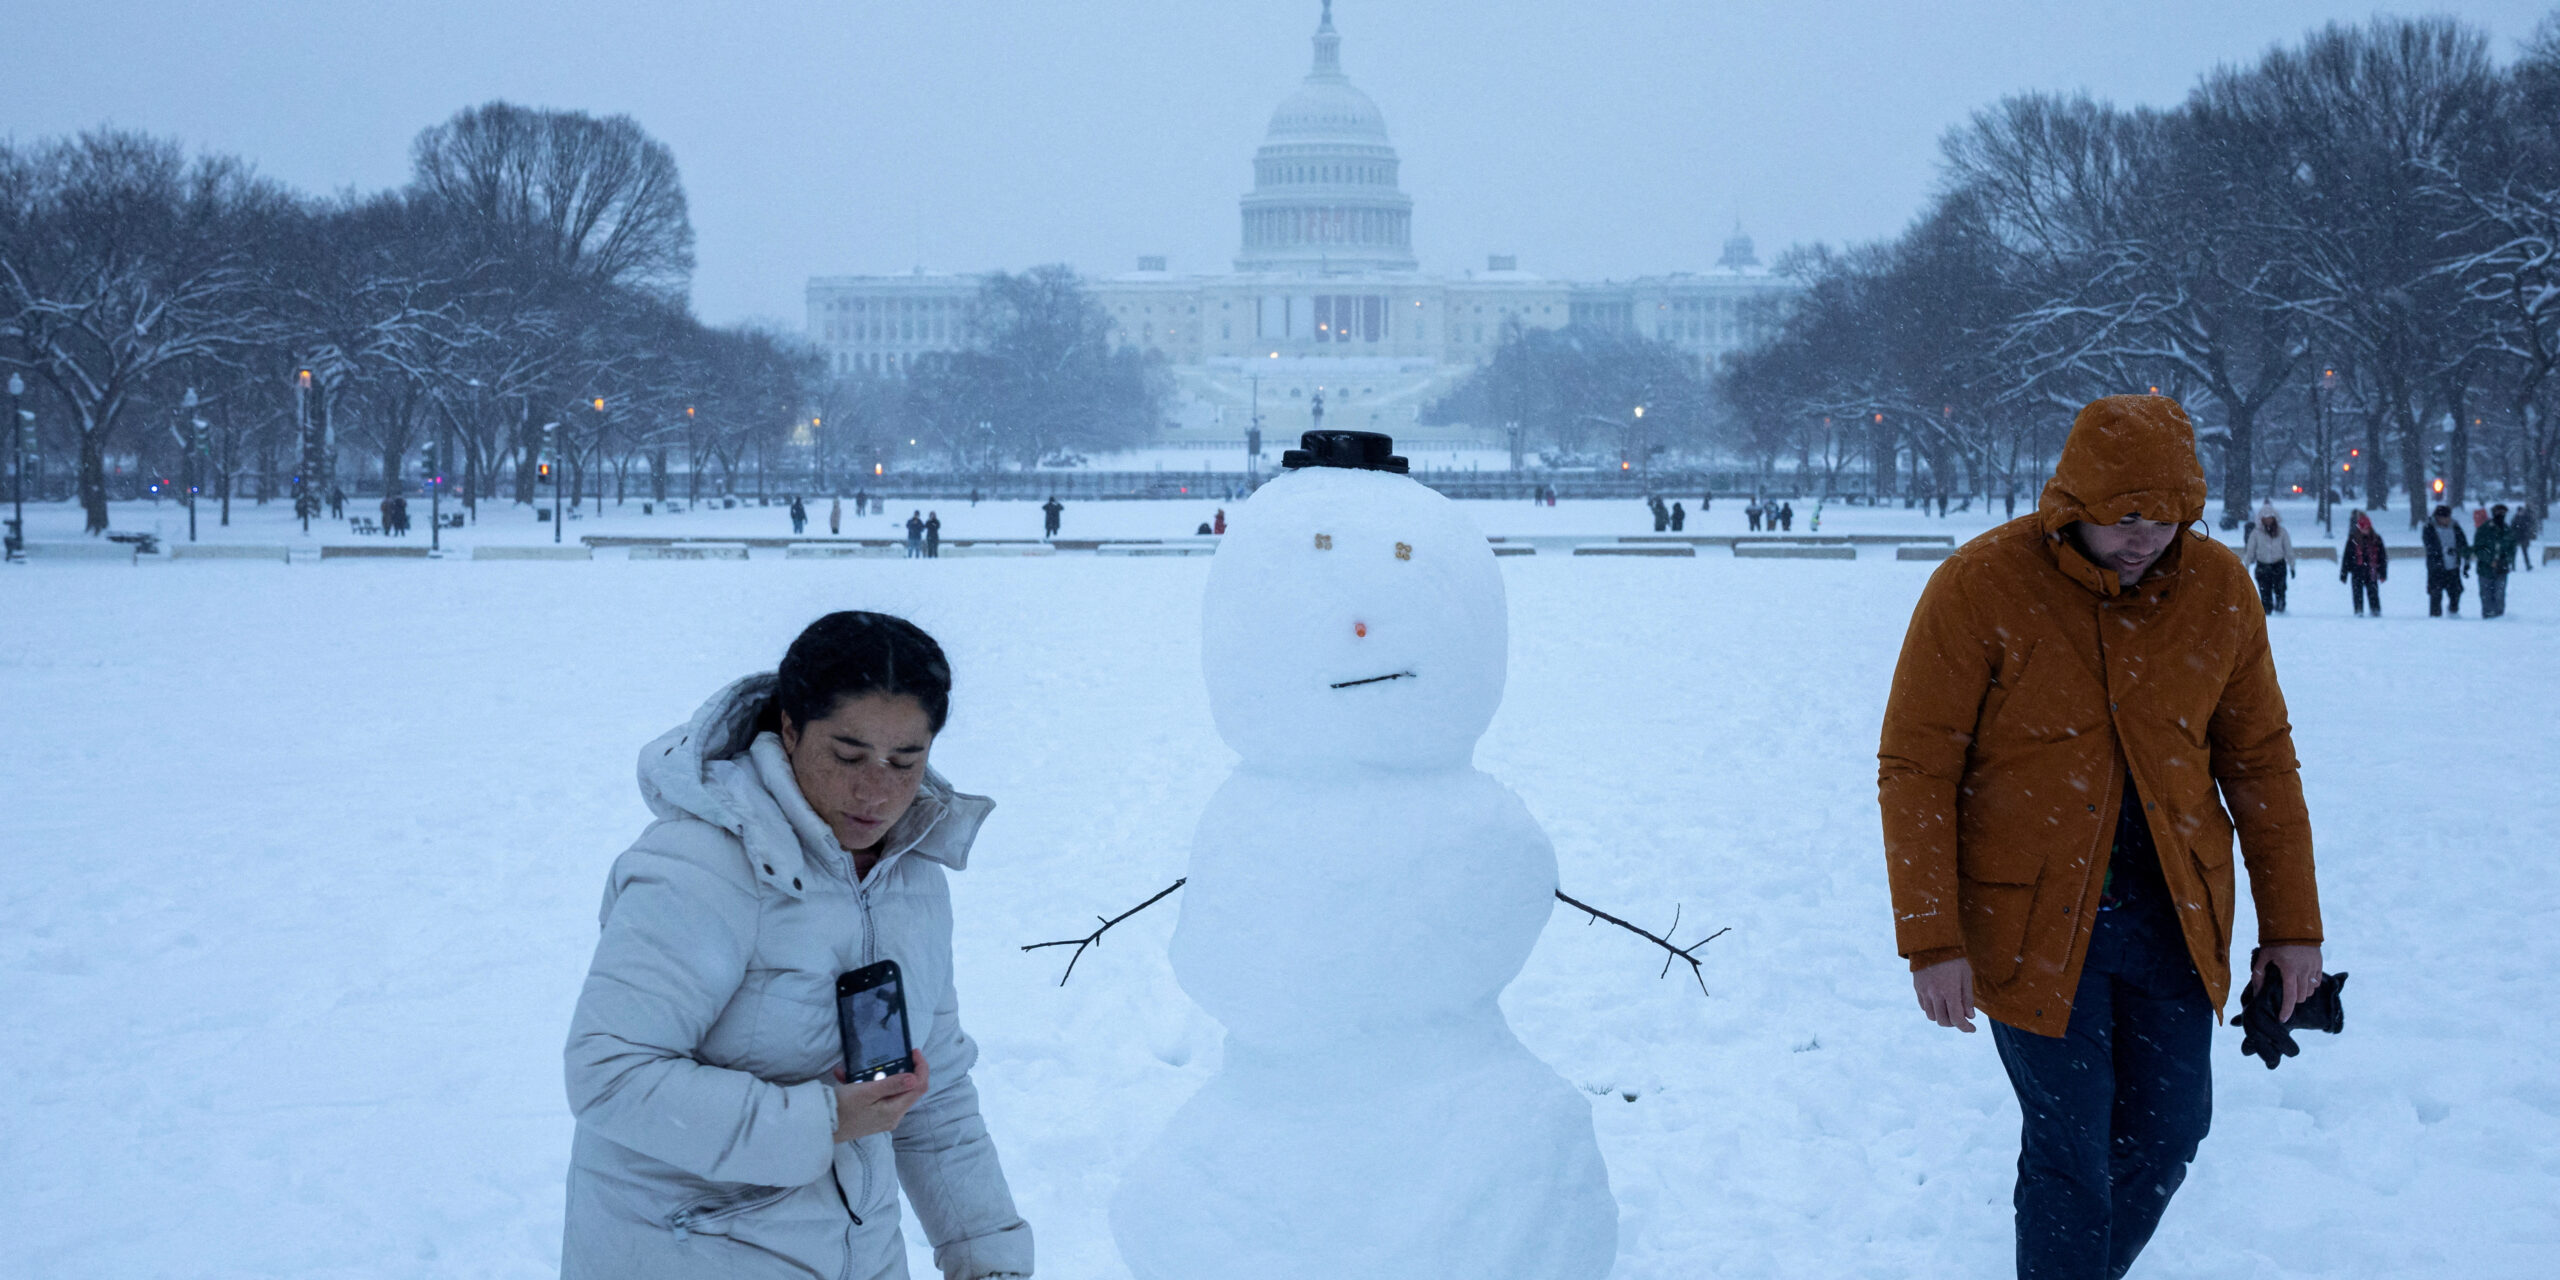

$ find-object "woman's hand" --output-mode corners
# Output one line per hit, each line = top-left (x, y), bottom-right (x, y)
(832, 1050), (931, 1144)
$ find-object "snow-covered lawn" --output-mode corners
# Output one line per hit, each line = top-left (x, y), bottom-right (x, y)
(3, 521), (2553, 1277)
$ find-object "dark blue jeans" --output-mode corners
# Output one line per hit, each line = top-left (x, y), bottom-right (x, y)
(1991, 896), (2213, 1279)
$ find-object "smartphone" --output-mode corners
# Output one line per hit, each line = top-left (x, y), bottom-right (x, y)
(835, 960), (915, 1084)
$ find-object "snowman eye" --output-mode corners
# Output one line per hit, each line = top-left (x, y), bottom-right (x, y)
(1314, 533), (1333, 551)
(1394, 542), (1412, 561)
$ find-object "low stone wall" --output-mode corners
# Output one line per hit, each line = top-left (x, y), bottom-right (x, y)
(629, 544), (748, 561)
(1738, 544), (1856, 560)
(1896, 545), (1957, 562)
(472, 545), (592, 561)
(26, 541), (136, 563)
(171, 544), (291, 563)
(319, 545), (430, 560)
(1576, 544), (1694, 557)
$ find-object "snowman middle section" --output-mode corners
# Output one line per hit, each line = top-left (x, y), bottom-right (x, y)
(1108, 765), (1618, 1280)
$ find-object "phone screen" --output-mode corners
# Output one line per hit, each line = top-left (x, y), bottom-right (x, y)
(837, 967), (911, 1080)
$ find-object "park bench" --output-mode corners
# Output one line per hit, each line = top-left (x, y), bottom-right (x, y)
(105, 531), (161, 554)
(1896, 545), (1958, 562)
(349, 517), (379, 535)
(1492, 545), (1537, 556)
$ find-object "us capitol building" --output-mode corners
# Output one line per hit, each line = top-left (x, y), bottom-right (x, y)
(805, 2), (1792, 458)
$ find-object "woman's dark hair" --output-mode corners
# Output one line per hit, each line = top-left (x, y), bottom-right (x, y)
(771, 611), (951, 735)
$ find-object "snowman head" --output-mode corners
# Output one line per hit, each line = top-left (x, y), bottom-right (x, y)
(1202, 436), (1507, 773)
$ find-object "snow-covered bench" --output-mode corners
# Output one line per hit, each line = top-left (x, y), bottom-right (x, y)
(630, 543), (748, 561)
(471, 545), (592, 561)
(1735, 543), (1854, 560)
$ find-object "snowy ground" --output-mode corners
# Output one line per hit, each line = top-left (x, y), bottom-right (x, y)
(4, 500), (2555, 1278)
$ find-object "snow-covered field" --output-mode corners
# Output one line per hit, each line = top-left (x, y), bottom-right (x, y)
(4, 498), (2555, 1278)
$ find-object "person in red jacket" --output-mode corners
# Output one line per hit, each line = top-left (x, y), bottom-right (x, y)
(2340, 510), (2387, 617)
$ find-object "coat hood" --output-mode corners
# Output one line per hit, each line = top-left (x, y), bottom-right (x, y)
(2039, 395), (2209, 534)
(2038, 395), (2211, 596)
(2257, 502), (2280, 523)
(636, 673), (994, 898)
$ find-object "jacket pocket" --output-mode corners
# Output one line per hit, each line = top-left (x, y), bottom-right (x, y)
(2188, 835), (2237, 950)
(668, 1182), (797, 1240)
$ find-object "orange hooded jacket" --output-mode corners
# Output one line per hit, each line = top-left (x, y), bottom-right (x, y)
(1878, 395), (2322, 1036)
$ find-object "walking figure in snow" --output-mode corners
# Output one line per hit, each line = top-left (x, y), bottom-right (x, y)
(1041, 495), (1064, 541)
(1882, 395), (2333, 1278)
(1030, 430), (1717, 1280)
(2473, 503), (2518, 618)
(2422, 504), (2470, 617)
(2243, 502), (2294, 614)
(2341, 510), (2387, 616)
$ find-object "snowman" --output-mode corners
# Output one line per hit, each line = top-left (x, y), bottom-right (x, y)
(1103, 430), (1620, 1280)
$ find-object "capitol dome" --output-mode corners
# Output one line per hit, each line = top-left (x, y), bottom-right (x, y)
(1237, 2), (1417, 273)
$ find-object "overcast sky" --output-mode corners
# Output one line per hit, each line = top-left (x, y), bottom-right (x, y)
(7, 1), (2555, 328)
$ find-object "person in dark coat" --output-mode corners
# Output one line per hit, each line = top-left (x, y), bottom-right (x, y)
(905, 510), (925, 558)
(1746, 502), (1764, 531)
(2513, 505), (2539, 572)
(1650, 496), (1670, 532)
(2473, 504), (2518, 618)
(1780, 501), (1795, 531)
(1041, 495), (1063, 540)
(328, 486), (346, 520)
(2422, 504), (2470, 617)
(788, 495), (807, 535)
(1213, 508), (1227, 535)
(1670, 501), (1686, 532)
(2340, 510), (2387, 616)
(923, 511), (941, 558)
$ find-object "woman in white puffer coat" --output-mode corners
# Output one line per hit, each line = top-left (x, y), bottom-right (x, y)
(562, 612), (1032, 1279)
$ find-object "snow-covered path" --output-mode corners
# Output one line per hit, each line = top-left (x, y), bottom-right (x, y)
(3, 539), (2553, 1277)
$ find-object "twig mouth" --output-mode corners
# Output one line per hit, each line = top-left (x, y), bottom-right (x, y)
(1330, 671), (1416, 689)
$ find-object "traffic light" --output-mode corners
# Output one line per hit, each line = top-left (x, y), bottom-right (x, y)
(419, 441), (438, 477)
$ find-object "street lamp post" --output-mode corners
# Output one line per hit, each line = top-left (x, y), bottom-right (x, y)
(6, 372), (25, 562)
(422, 440), (442, 554)
(181, 387), (201, 543)
(1247, 375), (1264, 483)
(543, 421), (563, 543)
(294, 368), (315, 534)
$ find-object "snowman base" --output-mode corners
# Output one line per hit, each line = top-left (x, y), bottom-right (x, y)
(1110, 1016), (1617, 1280)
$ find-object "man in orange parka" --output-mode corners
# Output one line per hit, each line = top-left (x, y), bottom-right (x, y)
(1879, 395), (2327, 1279)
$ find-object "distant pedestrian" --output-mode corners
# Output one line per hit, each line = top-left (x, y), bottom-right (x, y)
(2512, 505), (2538, 571)
(2243, 502), (2294, 614)
(2341, 510), (2388, 616)
(379, 493), (396, 536)
(1670, 501), (1686, 532)
(1780, 501), (1795, 532)
(969, 488), (981, 507)
(789, 495), (807, 535)
(1746, 502), (1763, 532)
(905, 510), (925, 558)
(329, 486), (346, 520)
(1041, 495), (1064, 540)
(1701, 491), (1712, 513)
(829, 496), (841, 535)
(2422, 504), (2470, 617)
(1213, 508), (1227, 535)
(1196, 521), (1215, 535)
(1651, 496), (1670, 533)
(924, 511), (941, 558)
(855, 488), (870, 517)
(2474, 503), (2518, 618)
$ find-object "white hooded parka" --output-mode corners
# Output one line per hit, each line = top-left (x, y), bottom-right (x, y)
(561, 673), (1031, 1280)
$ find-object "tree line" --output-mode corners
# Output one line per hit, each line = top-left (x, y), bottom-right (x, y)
(1724, 13), (2560, 527)
(1, 104), (1163, 537)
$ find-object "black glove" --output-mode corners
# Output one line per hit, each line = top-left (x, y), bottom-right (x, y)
(2236, 955), (2348, 1070)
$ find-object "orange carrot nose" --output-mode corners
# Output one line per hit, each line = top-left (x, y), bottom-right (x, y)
(1354, 621), (1368, 638)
